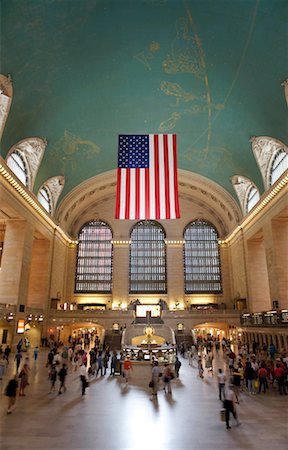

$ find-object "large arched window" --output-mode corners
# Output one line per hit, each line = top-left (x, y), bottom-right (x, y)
(6, 151), (28, 186)
(130, 220), (166, 293)
(184, 219), (222, 293)
(269, 151), (288, 186)
(38, 186), (52, 213)
(246, 186), (260, 213)
(75, 220), (113, 293)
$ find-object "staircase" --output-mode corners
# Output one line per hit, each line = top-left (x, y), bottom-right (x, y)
(104, 331), (122, 350)
(174, 331), (195, 348)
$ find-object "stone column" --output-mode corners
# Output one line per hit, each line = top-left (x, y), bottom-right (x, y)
(27, 238), (51, 308)
(166, 241), (185, 308)
(271, 218), (288, 309)
(0, 219), (34, 306)
(112, 242), (130, 308)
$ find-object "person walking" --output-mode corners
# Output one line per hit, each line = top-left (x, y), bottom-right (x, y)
(15, 351), (22, 373)
(79, 363), (88, 396)
(198, 356), (204, 379)
(58, 363), (68, 394)
(5, 375), (18, 414)
(122, 355), (133, 385)
(4, 345), (11, 364)
(217, 368), (226, 401)
(49, 363), (58, 392)
(224, 384), (240, 430)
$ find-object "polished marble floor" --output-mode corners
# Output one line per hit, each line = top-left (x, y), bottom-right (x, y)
(0, 350), (287, 450)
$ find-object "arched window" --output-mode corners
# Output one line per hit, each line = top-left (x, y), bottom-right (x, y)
(130, 220), (166, 293)
(75, 220), (113, 293)
(37, 186), (52, 213)
(184, 220), (222, 293)
(269, 151), (288, 186)
(246, 186), (260, 213)
(6, 151), (28, 186)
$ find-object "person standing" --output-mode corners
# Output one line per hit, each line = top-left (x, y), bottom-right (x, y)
(79, 363), (88, 396)
(224, 385), (240, 430)
(163, 363), (174, 394)
(174, 356), (182, 378)
(217, 368), (226, 401)
(19, 363), (30, 396)
(33, 346), (39, 362)
(0, 354), (8, 380)
(110, 351), (118, 376)
(151, 360), (161, 397)
(5, 375), (18, 414)
(96, 352), (104, 377)
(258, 363), (268, 394)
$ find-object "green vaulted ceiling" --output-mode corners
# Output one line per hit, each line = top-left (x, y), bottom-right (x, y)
(1, 0), (288, 203)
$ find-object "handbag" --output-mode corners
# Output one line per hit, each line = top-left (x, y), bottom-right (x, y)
(149, 380), (154, 388)
(220, 408), (226, 422)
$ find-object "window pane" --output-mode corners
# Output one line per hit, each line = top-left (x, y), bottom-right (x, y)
(246, 186), (260, 212)
(270, 151), (288, 186)
(7, 152), (28, 186)
(130, 220), (167, 293)
(38, 187), (52, 213)
(75, 220), (113, 293)
(184, 219), (222, 293)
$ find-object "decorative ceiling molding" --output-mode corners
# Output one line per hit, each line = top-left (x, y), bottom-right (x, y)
(56, 169), (241, 237)
(231, 175), (258, 215)
(250, 136), (288, 190)
(281, 79), (288, 107)
(39, 176), (65, 214)
(0, 74), (13, 142)
(7, 137), (47, 190)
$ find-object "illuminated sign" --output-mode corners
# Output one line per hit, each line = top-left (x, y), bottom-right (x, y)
(17, 319), (25, 333)
(136, 305), (160, 318)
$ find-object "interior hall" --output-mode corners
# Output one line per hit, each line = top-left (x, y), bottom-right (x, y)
(0, 1), (287, 449)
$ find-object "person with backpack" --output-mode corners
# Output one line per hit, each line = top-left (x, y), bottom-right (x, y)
(58, 363), (68, 395)
(5, 375), (18, 414)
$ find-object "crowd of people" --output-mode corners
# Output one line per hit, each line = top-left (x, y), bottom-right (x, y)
(1, 335), (287, 425)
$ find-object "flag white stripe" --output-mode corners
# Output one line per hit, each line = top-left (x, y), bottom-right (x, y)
(168, 134), (176, 219)
(130, 169), (136, 220)
(139, 169), (145, 219)
(158, 135), (166, 219)
(119, 169), (126, 219)
(149, 134), (155, 219)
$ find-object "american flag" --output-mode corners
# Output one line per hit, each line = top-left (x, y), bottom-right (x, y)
(115, 134), (180, 220)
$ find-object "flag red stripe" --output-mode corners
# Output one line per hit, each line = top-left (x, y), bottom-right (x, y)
(154, 134), (160, 219)
(125, 169), (131, 220)
(163, 134), (171, 219)
(115, 168), (121, 219)
(135, 168), (140, 219)
(145, 168), (150, 219)
(173, 134), (180, 218)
